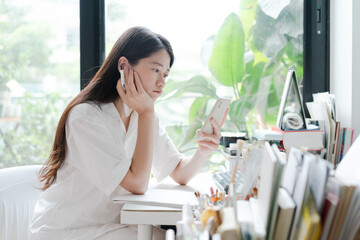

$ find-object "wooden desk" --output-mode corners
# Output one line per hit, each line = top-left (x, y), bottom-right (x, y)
(121, 203), (181, 240)
(117, 173), (216, 240)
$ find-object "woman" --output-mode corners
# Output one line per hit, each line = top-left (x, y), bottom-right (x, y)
(30, 26), (227, 240)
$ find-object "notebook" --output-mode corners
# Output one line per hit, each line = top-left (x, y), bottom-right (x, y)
(113, 188), (198, 209)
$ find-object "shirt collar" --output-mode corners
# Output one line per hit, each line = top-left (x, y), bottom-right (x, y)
(100, 102), (121, 121)
(100, 101), (139, 121)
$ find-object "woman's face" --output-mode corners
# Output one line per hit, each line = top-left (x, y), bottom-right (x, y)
(131, 49), (171, 101)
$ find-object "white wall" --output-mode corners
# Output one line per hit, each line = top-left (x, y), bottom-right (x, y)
(330, 0), (360, 139)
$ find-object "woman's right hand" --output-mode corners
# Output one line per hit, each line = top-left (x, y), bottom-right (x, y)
(116, 65), (154, 115)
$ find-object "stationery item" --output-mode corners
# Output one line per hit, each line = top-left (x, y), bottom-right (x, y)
(236, 200), (257, 238)
(229, 140), (245, 186)
(288, 152), (315, 240)
(113, 188), (198, 208)
(340, 127), (354, 160)
(236, 145), (263, 198)
(306, 101), (336, 162)
(334, 123), (344, 164)
(312, 92), (336, 121)
(308, 157), (330, 212)
(276, 67), (307, 131)
(217, 207), (239, 240)
(281, 147), (303, 195)
(326, 176), (356, 240)
(200, 207), (218, 228)
(257, 142), (284, 238)
(338, 187), (360, 239)
(332, 121), (341, 166)
(176, 204), (202, 239)
(297, 191), (322, 240)
(320, 190), (339, 240)
(254, 129), (283, 141)
(266, 144), (286, 240)
(236, 200), (253, 225)
(273, 187), (296, 240)
(249, 197), (267, 238)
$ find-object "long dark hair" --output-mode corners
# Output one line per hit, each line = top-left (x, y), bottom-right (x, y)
(39, 26), (174, 190)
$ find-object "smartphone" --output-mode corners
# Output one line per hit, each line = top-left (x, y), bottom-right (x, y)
(120, 67), (130, 116)
(201, 98), (231, 135)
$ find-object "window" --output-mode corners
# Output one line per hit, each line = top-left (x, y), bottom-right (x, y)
(0, 0), (79, 168)
(1, 0), (327, 170)
(104, 0), (304, 170)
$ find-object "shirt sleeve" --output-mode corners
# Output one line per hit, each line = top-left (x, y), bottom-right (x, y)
(152, 114), (183, 181)
(65, 104), (130, 196)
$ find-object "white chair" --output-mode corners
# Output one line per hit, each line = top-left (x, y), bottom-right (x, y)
(0, 165), (42, 240)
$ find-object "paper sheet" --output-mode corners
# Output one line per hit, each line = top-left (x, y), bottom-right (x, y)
(113, 188), (198, 209)
(306, 101), (335, 161)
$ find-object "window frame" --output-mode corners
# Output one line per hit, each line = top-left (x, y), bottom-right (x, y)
(303, 0), (330, 117)
(80, 0), (105, 90)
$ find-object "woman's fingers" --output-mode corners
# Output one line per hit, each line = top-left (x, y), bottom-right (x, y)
(133, 71), (144, 94)
(196, 118), (223, 144)
(196, 108), (228, 154)
(210, 118), (222, 139)
(125, 67), (136, 95)
(196, 131), (220, 145)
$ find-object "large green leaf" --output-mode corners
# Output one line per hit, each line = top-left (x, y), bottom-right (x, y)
(239, 0), (257, 40)
(178, 121), (202, 151)
(208, 13), (245, 88)
(242, 61), (265, 95)
(249, 0), (303, 59)
(188, 96), (211, 124)
(228, 97), (254, 128)
(179, 97), (214, 150)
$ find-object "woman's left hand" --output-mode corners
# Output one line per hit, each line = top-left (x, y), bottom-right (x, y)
(196, 108), (229, 156)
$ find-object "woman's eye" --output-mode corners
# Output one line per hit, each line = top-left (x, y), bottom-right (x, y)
(153, 69), (160, 73)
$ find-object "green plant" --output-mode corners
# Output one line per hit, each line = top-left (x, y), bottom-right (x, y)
(0, 1), (54, 89)
(0, 93), (73, 168)
(159, 0), (303, 156)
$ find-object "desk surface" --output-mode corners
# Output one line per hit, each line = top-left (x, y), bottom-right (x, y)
(148, 172), (216, 194)
(118, 172), (217, 226)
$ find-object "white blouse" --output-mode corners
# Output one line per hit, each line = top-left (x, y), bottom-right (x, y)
(30, 102), (182, 240)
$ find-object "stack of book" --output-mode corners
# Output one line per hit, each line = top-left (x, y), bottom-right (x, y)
(271, 126), (325, 152)
(235, 136), (360, 240)
(306, 92), (355, 168)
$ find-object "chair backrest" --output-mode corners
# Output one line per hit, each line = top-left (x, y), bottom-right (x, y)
(0, 165), (43, 240)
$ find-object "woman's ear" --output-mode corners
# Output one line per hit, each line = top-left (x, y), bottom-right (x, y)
(117, 57), (129, 72)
